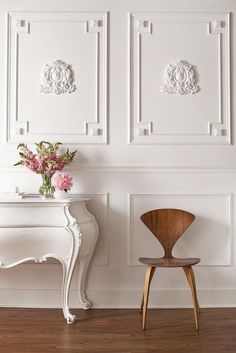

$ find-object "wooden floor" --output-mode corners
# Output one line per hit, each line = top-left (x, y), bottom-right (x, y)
(0, 308), (235, 353)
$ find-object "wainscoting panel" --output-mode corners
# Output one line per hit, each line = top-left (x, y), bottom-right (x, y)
(128, 193), (233, 267)
(0, 168), (235, 308)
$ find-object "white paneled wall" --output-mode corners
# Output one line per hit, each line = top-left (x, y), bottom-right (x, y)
(0, 0), (235, 308)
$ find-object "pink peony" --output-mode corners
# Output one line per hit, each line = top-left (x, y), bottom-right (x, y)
(52, 172), (73, 191)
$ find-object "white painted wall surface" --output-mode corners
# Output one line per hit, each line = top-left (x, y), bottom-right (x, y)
(0, 0), (235, 308)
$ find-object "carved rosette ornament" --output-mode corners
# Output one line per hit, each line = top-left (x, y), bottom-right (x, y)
(161, 60), (199, 95)
(40, 60), (76, 94)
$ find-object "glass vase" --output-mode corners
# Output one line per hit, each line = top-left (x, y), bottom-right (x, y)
(39, 174), (55, 198)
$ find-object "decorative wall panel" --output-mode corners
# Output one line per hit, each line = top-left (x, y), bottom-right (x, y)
(6, 11), (108, 144)
(40, 60), (76, 95)
(128, 193), (233, 266)
(128, 12), (231, 144)
(160, 60), (200, 95)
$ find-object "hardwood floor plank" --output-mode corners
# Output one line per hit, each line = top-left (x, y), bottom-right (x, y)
(0, 308), (235, 353)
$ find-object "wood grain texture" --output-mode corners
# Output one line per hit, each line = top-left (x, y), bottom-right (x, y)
(142, 265), (155, 330)
(140, 208), (196, 258)
(183, 266), (200, 330)
(139, 257), (200, 267)
(139, 208), (200, 330)
(0, 308), (235, 353)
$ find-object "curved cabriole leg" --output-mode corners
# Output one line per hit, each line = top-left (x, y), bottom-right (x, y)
(77, 254), (94, 310)
(61, 204), (82, 324)
(183, 266), (200, 331)
(77, 213), (99, 310)
(142, 265), (155, 330)
(140, 266), (156, 314)
(61, 260), (77, 324)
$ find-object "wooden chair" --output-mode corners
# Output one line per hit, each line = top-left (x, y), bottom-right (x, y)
(139, 208), (200, 330)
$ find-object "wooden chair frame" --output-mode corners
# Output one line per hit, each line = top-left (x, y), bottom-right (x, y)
(139, 208), (200, 330)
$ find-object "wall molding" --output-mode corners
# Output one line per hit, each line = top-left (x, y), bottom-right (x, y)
(40, 59), (76, 95)
(160, 60), (200, 95)
(128, 193), (233, 267)
(76, 164), (236, 174)
(2, 164), (236, 174)
(6, 11), (108, 144)
(128, 12), (231, 144)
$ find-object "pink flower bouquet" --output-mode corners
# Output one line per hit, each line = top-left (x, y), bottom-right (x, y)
(14, 141), (77, 197)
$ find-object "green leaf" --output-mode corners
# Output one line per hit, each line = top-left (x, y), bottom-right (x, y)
(17, 143), (26, 150)
(13, 161), (23, 166)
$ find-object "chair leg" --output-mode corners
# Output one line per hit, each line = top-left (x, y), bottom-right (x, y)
(140, 266), (155, 314)
(183, 266), (200, 314)
(188, 266), (200, 315)
(142, 265), (155, 330)
(183, 266), (200, 331)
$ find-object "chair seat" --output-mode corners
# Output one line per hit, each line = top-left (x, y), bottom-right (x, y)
(139, 256), (200, 267)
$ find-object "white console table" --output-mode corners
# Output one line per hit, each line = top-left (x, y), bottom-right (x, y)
(0, 196), (99, 323)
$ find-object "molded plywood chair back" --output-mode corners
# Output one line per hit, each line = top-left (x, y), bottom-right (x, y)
(139, 208), (200, 330)
(140, 208), (195, 258)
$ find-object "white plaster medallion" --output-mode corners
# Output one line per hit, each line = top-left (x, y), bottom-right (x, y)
(40, 60), (76, 94)
(161, 60), (199, 95)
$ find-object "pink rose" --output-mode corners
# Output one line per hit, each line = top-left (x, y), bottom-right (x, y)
(52, 172), (73, 191)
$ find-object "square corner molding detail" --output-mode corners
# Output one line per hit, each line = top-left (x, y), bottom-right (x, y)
(6, 11), (108, 144)
(128, 12), (231, 145)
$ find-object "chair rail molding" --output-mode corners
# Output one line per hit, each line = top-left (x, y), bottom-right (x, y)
(128, 12), (231, 144)
(6, 11), (108, 144)
(2, 163), (236, 174)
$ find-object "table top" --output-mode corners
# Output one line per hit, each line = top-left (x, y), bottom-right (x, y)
(0, 194), (89, 204)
